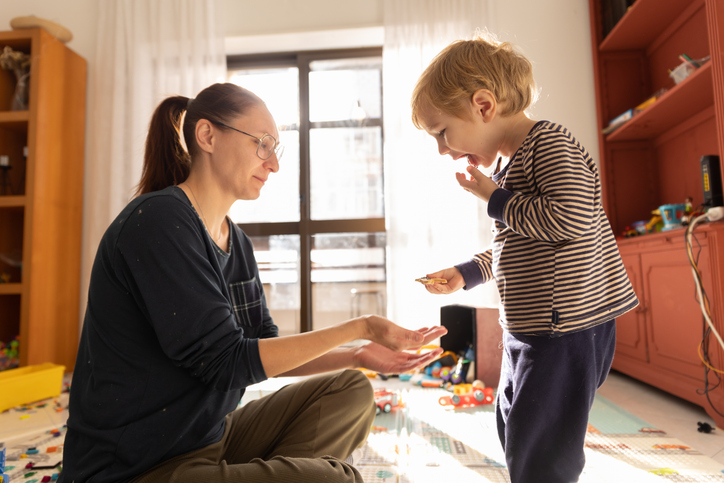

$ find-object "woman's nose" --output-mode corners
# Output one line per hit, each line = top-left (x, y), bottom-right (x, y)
(265, 154), (280, 173)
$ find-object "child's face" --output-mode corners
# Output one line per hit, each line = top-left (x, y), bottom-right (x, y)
(418, 98), (503, 170)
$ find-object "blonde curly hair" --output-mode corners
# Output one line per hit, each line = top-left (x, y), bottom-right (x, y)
(411, 32), (538, 128)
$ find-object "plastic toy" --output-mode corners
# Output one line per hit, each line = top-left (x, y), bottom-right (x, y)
(374, 388), (400, 414)
(0, 442), (7, 483)
(409, 373), (445, 387)
(660, 203), (687, 231)
(450, 345), (475, 384)
(646, 211), (663, 233)
(438, 384), (494, 408)
(0, 336), (19, 371)
(359, 368), (389, 380)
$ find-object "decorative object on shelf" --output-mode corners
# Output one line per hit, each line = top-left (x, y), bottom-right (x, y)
(602, 88), (668, 134)
(9, 15), (73, 43)
(0, 336), (19, 371)
(659, 203), (687, 231)
(0, 249), (22, 271)
(669, 54), (710, 85)
(0, 154), (12, 195)
(0, 45), (30, 111)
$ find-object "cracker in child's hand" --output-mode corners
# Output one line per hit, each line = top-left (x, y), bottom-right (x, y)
(415, 277), (448, 285)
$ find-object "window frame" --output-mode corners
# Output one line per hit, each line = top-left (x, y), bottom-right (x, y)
(227, 47), (385, 332)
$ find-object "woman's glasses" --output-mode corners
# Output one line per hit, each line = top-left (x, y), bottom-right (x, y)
(212, 121), (284, 160)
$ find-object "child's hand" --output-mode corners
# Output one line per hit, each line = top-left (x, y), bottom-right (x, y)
(456, 165), (498, 202)
(422, 267), (464, 294)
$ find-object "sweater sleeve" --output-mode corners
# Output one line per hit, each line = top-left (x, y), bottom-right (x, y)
(114, 196), (267, 392)
(455, 248), (494, 290)
(491, 133), (597, 243)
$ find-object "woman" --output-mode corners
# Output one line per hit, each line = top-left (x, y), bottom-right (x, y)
(60, 83), (446, 483)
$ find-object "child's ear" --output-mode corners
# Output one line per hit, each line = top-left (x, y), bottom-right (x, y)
(471, 89), (496, 122)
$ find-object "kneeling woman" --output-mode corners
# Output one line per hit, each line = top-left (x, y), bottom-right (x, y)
(60, 83), (445, 483)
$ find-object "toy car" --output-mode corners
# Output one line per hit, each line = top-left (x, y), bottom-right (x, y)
(438, 386), (494, 408)
(374, 388), (400, 414)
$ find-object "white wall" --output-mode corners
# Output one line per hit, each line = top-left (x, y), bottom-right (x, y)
(495, 1), (600, 165)
(0, 0), (600, 325)
(0, 0), (599, 183)
(224, 0), (383, 37)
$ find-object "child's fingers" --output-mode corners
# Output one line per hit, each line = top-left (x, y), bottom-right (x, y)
(455, 172), (475, 191)
(466, 165), (489, 184)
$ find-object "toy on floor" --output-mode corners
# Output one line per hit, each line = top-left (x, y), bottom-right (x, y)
(450, 345), (475, 384)
(438, 380), (494, 408)
(0, 442), (8, 483)
(374, 388), (400, 415)
(359, 368), (390, 380)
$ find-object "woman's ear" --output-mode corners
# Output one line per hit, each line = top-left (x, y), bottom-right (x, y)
(195, 119), (215, 154)
(471, 89), (496, 122)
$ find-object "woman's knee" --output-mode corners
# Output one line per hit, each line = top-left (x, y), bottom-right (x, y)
(336, 369), (374, 414)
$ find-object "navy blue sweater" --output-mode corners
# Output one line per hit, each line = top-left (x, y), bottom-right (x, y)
(60, 186), (276, 482)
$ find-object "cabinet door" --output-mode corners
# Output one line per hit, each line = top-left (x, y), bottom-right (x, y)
(642, 244), (712, 381)
(615, 252), (648, 362)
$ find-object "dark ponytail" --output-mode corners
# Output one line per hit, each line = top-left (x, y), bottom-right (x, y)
(135, 83), (265, 196)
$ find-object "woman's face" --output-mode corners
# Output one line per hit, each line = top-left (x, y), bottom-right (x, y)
(213, 105), (281, 201)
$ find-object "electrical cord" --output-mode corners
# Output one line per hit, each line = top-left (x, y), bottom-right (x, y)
(687, 208), (724, 417)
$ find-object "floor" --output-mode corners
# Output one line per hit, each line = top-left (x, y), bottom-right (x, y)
(243, 366), (724, 467)
(598, 369), (724, 465)
(2, 367), (724, 481)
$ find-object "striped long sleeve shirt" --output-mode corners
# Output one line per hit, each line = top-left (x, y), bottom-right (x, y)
(456, 121), (638, 336)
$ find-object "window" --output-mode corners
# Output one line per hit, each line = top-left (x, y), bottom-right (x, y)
(228, 48), (385, 334)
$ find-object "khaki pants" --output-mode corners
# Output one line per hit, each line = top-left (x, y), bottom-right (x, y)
(131, 369), (375, 483)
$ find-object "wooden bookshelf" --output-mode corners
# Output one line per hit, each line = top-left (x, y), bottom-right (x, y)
(589, 0), (724, 427)
(0, 29), (86, 371)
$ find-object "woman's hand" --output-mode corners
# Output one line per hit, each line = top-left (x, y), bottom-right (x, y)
(353, 342), (444, 375)
(360, 317), (448, 352)
(423, 267), (465, 294)
(456, 165), (498, 202)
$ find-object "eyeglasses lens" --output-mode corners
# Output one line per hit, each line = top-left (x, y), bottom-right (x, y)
(259, 135), (283, 160)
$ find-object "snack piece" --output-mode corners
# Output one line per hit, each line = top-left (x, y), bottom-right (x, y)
(415, 277), (448, 285)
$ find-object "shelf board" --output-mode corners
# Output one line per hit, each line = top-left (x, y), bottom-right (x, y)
(0, 283), (22, 295)
(0, 196), (25, 207)
(0, 110), (29, 131)
(605, 62), (713, 142)
(600, 0), (695, 51)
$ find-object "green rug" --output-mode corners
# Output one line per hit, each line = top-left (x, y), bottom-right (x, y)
(356, 386), (724, 482)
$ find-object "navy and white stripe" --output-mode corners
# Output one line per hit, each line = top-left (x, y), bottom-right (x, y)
(457, 121), (638, 336)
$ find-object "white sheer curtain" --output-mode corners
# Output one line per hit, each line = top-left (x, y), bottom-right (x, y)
(80, 0), (227, 324)
(383, 0), (500, 329)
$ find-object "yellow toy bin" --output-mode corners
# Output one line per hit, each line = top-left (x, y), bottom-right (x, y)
(0, 363), (65, 413)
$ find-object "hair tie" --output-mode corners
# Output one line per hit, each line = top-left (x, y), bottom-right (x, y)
(187, 97), (194, 110)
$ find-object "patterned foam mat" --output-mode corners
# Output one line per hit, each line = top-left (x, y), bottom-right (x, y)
(3, 379), (724, 482)
(355, 386), (724, 483)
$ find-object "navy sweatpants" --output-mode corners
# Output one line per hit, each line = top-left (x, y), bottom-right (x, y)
(496, 320), (616, 483)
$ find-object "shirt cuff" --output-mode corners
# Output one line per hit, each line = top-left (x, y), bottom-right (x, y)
(488, 188), (514, 223)
(455, 260), (484, 291)
(246, 338), (269, 385)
